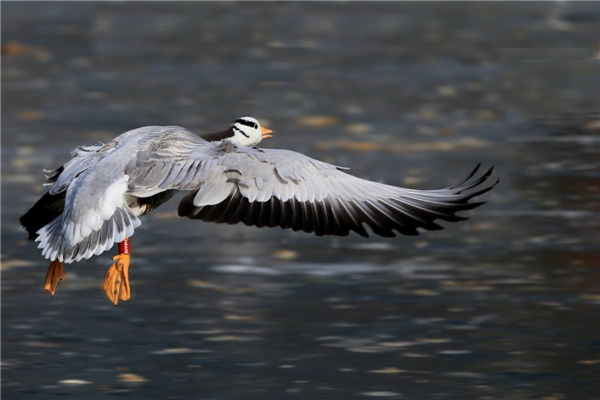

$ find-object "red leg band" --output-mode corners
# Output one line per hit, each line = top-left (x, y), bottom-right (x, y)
(118, 237), (131, 255)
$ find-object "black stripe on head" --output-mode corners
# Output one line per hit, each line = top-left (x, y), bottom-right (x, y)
(233, 126), (249, 138)
(235, 118), (258, 129)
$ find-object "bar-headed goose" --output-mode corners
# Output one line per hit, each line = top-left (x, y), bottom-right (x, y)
(21, 117), (497, 305)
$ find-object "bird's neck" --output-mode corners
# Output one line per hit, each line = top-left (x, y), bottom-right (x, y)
(199, 127), (235, 142)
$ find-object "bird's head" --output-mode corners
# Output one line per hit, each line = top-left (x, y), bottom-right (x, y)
(229, 117), (273, 147)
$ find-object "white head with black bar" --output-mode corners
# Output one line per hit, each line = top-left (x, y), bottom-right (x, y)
(229, 116), (273, 147)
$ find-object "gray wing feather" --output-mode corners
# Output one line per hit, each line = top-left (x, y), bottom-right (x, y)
(46, 144), (104, 194)
(125, 138), (497, 238)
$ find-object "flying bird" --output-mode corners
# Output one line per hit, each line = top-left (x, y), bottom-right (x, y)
(20, 117), (498, 305)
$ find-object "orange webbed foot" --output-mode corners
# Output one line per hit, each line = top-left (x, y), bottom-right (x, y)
(103, 254), (131, 306)
(43, 260), (63, 296)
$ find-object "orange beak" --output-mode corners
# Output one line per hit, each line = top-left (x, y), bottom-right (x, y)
(261, 126), (273, 139)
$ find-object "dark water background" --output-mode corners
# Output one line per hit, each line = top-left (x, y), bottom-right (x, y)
(2, 2), (599, 399)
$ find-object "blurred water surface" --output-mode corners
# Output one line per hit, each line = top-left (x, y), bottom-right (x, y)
(2, 2), (599, 399)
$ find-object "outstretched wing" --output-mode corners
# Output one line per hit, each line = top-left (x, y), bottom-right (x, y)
(126, 139), (498, 237)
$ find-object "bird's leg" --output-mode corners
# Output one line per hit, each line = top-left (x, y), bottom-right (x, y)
(43, 260), (63, 296)
(103, 238), (131, 306)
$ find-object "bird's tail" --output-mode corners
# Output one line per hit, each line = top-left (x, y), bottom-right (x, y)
(35, 206), (141, 264)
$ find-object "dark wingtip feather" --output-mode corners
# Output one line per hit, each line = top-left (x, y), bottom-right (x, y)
(178, 190), (200, 217)
(449, 163), (481, 189)
(461, 178), (498, 201)
(404, 165), (498, 229)
(456, 166), (494, 194)
(20, 191), (66, 241)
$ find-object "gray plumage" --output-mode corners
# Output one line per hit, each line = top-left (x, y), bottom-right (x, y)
(27, 125), (497, 264)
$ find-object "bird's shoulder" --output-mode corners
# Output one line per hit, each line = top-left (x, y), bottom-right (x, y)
(122, 125), (202, 145)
